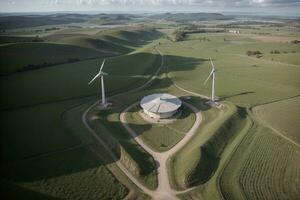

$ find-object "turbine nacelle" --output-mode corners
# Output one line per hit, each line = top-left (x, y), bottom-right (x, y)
(100, 72), (108, 76)
(88, 59), (107, 85)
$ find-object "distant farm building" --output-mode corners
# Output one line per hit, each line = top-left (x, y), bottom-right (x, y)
(140, 93), (182, 119)
(229, 30), (240, 34)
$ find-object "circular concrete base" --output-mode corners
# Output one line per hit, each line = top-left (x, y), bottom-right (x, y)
(139, 109), (182, 124)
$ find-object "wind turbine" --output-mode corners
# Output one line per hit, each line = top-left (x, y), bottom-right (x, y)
(204, 58), (217, 102)
(88, 59), (108, 107)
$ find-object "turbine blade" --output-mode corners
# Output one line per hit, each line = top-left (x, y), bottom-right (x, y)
(204, 70), (214, 85)
(210, 57), (215, 70)
(99, 59), (106, 73)
(88, 73), (100, 85)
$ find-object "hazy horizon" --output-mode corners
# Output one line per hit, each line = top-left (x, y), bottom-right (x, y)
(0, 0), (300, 16)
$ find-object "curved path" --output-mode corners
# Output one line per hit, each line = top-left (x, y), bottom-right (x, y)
(82, 46), (209, 199)
(120, 101), (202, 199)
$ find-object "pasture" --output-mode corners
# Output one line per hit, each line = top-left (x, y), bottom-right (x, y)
(158, 27), (300, 199)
(159, 32), (300, 106)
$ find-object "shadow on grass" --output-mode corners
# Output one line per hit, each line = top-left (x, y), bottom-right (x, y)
(1, 49), (211, 191)
(187, 147), (220, 187)
(218, 91), (255, 101)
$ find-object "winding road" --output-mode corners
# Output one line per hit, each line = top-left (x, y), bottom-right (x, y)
(82, 46), (210, 199)
(120, 101), (202, 199)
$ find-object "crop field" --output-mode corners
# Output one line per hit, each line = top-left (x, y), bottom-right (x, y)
(8, 146), (128, 200)
(220, 127), (300, 200)
(124, 104), (196, 152)
(253, 96), (300, 144)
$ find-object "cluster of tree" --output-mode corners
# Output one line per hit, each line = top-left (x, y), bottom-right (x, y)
(246, 50), (263, 58)
(270, 50), (281, 54)
(291, 40), (300, 44)
(32, 36), (44, 42)
(44, 27), (60, 31)
(21, 58), (81, 71)
(168, 30), (186, 42)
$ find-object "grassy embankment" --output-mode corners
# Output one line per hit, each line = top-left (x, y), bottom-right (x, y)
(0, 28), (162, 199)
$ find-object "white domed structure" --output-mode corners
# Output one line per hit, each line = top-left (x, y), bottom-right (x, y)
(140, 93), (182, 119)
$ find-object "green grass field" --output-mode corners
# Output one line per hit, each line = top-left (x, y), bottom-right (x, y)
(1, 18), (300, 200)
(253, 96), (300, 144)
(0, 51), (159, 110)
(124, 104), (196, 152)
(159, 28), (300, 199)
(159, 35), (300, 106)
(220, 126), (300, 200)
(168, 101), (238, 190)
(0, 27), (162, 199)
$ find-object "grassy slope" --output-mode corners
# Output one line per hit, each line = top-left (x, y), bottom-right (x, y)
(253, 96), (300, 144)
(125, 104), (196, 152)
(1, 98), (129, 200)
(168, 101), (238, 190)
(90, 106), (158, 190)
(55, 36), (131, 54)
(11, 147), (128, 200)
(159, 34), (300, 107)
(0, 52), (159, 110)
(0, 99), (83, 161)
(0, 30), (162, 198)
(0, 35), (35, 44)
(0, 42), (106, 75)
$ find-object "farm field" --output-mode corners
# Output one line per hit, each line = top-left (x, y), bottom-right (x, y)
(0, 12), (300, 200)
(252, 96), (300, 144)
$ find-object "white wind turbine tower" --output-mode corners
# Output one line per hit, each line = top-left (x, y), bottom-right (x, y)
(88, 59), (108, 107)
(204, 57), (217, 103)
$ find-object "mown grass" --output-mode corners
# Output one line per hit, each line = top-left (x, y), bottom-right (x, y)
(124, 104), (196, 152)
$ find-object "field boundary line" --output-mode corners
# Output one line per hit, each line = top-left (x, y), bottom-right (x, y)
(250, 95), (300, 148)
